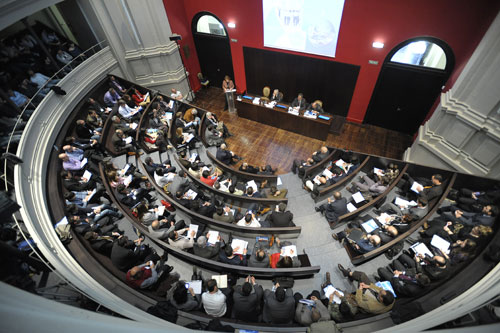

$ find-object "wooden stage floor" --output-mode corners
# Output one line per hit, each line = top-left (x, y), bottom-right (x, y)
(191, 87), (412, 175)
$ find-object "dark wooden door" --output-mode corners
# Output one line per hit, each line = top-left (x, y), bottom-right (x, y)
(364, 63), (448, 135)
(192, 33), (234, 88)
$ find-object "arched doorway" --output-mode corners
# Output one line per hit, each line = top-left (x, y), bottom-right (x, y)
(364, 37), (454, 135)
(192, 12), (234, 88)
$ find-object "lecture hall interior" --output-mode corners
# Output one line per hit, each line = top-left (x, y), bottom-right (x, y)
(1, 0), (500, 332)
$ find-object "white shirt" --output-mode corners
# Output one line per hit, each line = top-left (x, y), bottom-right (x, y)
(30, 73), (50, 88)
(119, 105), (139, 119)
(171, 91), (183, 101)
(202, 290), (226, 317)
(236, 216), (261, 228)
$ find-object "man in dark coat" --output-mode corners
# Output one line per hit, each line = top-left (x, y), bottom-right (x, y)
(263, 284), (295, 324)
(315, 192), (348, 223)
(232, 276), (264, 321)
(267, 203), (294, 227)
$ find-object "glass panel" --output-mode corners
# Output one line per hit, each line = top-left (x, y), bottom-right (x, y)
(390, 41), (446, 70)
(196, 15), (226, 36)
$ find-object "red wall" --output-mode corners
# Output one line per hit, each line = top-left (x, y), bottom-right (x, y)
(164, 0), (499, 124)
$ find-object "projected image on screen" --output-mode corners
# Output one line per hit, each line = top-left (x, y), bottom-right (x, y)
(262, 0), (345, 58)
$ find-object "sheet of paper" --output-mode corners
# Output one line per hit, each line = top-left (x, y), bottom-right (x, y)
(411, 181), (423, 193)
(361, 219), (379, 233)
(188, 152), (198, 163)
(375, 281), (397, 298)
(184, 133), (195, 143)
(120, 164), (130, 176)
(431, 234), (451, 254)
(188, 224), (198, 239)
(313, 175), (322, 185)
(346, 202), (357, 212)
(184, 189), (198, 200)
(374, 167), (385, 176)
(187, 280), (202, 294)
(129, 122), (138, 130)
(123, 174), (133, 187)
(80, 157), (88, 168)
(323, 285), (344, 304)
(86, 188), (97, 202)
(55, 216), (68, 228)
(377, 212), (392, 225)
(335, 159), (345, 168)
(246, 180), (258, 192)
(167, 100), (174, 109)
(157, 205), (165, 216)
(394, 197), (410, 208)
(82, 170), (92, 182)
(281, 245), (298, 257)
(231, 239), (248, 255)
(207, 231), (219, 244)
(124, 136), (133, 144)
(322, 168), (333, 178)
(411, 242), (434, 258)
(277, 177), (282, 186)
(211, 275), (228, 289)
(352, 191), (365, 204)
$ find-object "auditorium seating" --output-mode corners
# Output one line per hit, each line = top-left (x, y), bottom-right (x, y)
(39, 73), (500, 331)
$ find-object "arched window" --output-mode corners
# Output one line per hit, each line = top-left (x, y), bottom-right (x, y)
(390, 40), (447, 70)
(195, 14), (227, 36)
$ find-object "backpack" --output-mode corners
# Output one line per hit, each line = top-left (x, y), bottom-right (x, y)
(146, 300), (178, 323)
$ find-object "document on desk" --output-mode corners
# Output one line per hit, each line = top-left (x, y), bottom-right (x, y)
(188, 153), (198, 163)
(410, 242), (434, 258)
(411, 181), (423, 193)
(374, 167), (385, 176)
(82, 170), (92, 182)
(80, 157), (88, 168)
(157, 205), (165, 216)
(211, 275), (228, 288)
(124, 136), (133, 144)
(187, 280), (202, 294)
(184, 133), (195, 143)
(281, 245), (298, 257)
(188, 224), (198, 239)
(252, 97), (261, 105)
(129, 122), (138, 130)
(352, 191), (365, 204)
(207, 231), (219, 244)
(184, 189), (198, 200)
(334, 159), (346, 168)
(231, 239), (248, 255)
(361, 219), (379, 233)
(346, 202), (357, 212)
(431, 234), (451, 254)
(123, 174), (133, 187)
(246, 180), (258, 192)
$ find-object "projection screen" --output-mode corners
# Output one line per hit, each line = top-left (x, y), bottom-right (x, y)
(262, 0), (345, 58)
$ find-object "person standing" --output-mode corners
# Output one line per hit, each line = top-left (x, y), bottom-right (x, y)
(222, 75), (235, 111)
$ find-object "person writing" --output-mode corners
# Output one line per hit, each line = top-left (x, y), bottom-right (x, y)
(291, 93), (307, 111)
(222, 75), (235, 111)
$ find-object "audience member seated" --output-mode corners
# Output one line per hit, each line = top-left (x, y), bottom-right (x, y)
(332, 224), (381, 254)
(377, 265), (430, 298)
(193, 233), (221, 261)
(104, 88), (121, 107)
(117, 99), (141, 120)
(232, 276), (263, 321)
(348, 174), (390, 195)
(216, 143), (242, 165)
(110, 235), (155, 272)
(105, 75), (125, 94)
(205, 112), (231, 138)
(202, 279), (227, 317)
(319, 272), (359, 322)
(269, 237), (301, 268)
(400, 173), (444, 201)
(294, 290), (330, 326)
(236, 212), (261, 228)
(168, 280), (201, 311)
(263, 283), (295, 324)
(167, 223), (196, 250)
(455, 187), (500, 212)
(266, 203), (294, 228)
(270, 89), (282, 102)
(315, 192), (348, 224)
(125, 255), (173, 290)
(219, 241), (247, 266)
(205, 125), (225, 147)
(438, 204), (497, 227)
(291, 146), (329, 176)
(337, 264), (395, 314)
(170, 88), (183, 101)
(131, 88), (150, 106)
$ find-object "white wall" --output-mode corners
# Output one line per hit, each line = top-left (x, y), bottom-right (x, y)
(404, 11), (500, 180)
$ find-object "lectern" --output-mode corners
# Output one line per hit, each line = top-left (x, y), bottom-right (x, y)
(225, 89), (236, 113)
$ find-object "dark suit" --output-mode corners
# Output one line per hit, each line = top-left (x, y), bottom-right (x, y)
(232, 284), (264, 321)
(291, 97), (307, 111)
(421, 183), (444, 201)
(110, 240), (141, 271)
(193, 242), (220, 261)
(319, 198), (348, 223)
(216, 148), (233, 165)
(268, 211), (294, 228)
(263, 288), (295, 324)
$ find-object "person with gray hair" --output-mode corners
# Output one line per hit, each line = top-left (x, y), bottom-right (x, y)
(193, 233), (221, 261)
(216, 143), (242, 165)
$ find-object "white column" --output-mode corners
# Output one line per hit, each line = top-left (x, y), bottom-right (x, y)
(87, 0), (191, 99)
(404, 11), (500, 180)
